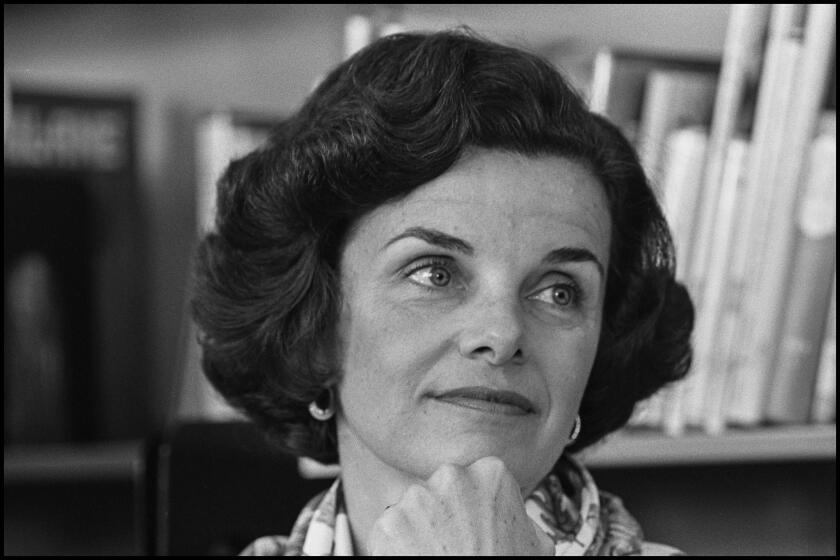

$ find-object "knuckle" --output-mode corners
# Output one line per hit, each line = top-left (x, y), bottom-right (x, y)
(471, 455), (509, 477)
(470, 456), (518, 491)
(402, 483), (427, 504)
(428, 462), (465, 487)
(375, 505), (407, 533)
(371, 514), (393, 536)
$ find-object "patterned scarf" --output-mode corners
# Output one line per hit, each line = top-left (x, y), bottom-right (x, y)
(241, 455), (648, 556)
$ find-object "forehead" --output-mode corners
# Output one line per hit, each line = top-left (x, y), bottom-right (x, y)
(346, 150), (611, 262)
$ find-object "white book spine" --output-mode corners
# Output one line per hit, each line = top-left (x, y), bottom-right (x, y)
(195, 112), (235, 234)
(686, 4), (769, 303)
(589, 48), (614, 115)
(695, 137), (750, 434)
(628, 392), (664, 429)
(344, 14), (375, 60)
(660, 382), (687, 437)
(811, 273), (837, 423)
(658, 126), (709, 436)
(661, 126), (709, 281)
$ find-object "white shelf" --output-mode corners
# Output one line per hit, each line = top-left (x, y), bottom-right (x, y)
(579, 424), (837, 467)
(299, 424), (836, 479)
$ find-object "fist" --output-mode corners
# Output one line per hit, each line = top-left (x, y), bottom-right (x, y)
(369, 456), (554, 555)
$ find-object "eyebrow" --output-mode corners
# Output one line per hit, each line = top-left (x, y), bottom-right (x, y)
(384, 227), (474, 255)
(384, 226), (604, 279)
(543, 247), (605, 280)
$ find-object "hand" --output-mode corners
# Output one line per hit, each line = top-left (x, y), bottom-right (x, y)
(368, 456), (555, 555)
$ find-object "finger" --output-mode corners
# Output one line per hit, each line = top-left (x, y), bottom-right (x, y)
(467, 456), (522, 500)
(426, 462), (470, 493)
(466, 455), (510, 483)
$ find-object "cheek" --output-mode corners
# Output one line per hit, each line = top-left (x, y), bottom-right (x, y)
(538, 323), (601, 402)
(337, 299), (432, 407)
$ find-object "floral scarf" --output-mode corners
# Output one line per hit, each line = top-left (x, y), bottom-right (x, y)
(241, 455), (679, 556)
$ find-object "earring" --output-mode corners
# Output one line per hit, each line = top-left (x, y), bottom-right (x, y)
(308, 388), (335, 421)
(569, 414), (581, 443)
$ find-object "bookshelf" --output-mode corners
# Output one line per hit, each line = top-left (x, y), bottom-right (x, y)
(4, 424), (835, 485)
(3, 4), (836, 556)
(582, 424), (836, 467)
(3, 441), (145, 484)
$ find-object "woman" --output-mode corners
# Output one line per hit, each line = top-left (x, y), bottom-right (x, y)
(192, 28), (694, 555)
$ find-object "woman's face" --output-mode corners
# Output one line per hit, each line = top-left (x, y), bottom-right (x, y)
(334, 149), (611, 493)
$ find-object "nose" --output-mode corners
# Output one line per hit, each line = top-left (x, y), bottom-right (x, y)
(457, 294), (525, 366)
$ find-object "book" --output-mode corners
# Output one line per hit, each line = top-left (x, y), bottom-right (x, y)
(4, 88), (145, 442)
(344, 13), (376, 60)
(727, 4), (835, 426)
(764, 114), (836, 424)
(588, 47), (719, 146)
(659, 126), (709, 282)
(636, 69), (718, 194)
(656, 125), (709, 436)
(344, 7), (405, 60)
(627, 390), (665, 430)
(684, 3), (769, 301)
(194, 110), (279, 234)
(688, 136), (750, 434)
(682, 7), (770, 364)
(175, 109), (282, 422)
(5, 211), (72, 444)
(811, 272), (837, 423)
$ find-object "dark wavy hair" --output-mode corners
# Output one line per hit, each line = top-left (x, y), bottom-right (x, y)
(191, 28), (694, 464)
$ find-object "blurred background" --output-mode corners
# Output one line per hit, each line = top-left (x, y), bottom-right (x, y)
(4, 4), (835, 555)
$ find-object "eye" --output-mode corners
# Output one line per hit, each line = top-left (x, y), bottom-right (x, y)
(416, 265), (452, 287)
(530, 281), (580, 308)
(404, 258), (458, 289)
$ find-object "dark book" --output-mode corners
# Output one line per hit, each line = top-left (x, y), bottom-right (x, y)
(4, 88), (147, 443)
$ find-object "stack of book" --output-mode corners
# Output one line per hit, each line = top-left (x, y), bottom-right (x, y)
(4, 89), (149, 443)
(551, 4), (836, 435)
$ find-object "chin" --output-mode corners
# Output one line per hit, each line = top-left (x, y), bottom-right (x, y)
(422, 439), (543, 485)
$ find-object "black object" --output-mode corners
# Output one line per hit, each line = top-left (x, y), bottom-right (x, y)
(145, 420), (333, 555)
(4, 169), (96, 442)
(4, 89), (148, 442)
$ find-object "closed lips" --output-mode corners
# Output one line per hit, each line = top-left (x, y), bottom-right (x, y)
(433, 386), (536, 414)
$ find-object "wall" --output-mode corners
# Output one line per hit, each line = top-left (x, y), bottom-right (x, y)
(3, 4), (731, 436)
